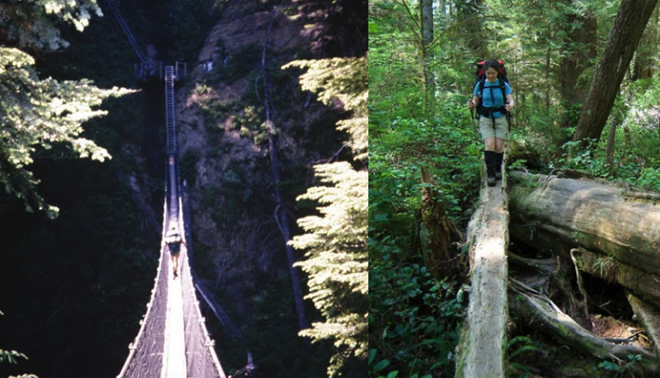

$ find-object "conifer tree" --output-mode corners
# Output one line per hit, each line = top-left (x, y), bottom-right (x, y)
(285, 56), (367, 376)
(0, 0), (132, 217)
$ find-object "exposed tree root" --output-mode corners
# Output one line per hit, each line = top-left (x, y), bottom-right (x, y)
(508, 252), (557, 274)
(510, 281), (659, 374)
(626, 291), (660, 361)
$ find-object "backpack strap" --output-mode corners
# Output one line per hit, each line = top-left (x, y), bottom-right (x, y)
(477, 78), (507, 118)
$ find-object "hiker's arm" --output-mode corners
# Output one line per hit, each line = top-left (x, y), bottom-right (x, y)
(468, 96), (480, 108)
(505, 93), (514, 111)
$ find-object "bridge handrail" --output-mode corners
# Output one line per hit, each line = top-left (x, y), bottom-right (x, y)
(104, 0), (147, 63)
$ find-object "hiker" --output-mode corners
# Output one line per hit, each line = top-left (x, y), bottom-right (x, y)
(165, 225), (186, 278)
(467, 59), (514, 186)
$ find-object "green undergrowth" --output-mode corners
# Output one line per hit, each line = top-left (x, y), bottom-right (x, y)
(369, 96), (481, 378)
(510, 76), (660, 195)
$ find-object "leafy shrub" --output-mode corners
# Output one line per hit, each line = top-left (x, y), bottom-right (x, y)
(369, 97), (477, 378)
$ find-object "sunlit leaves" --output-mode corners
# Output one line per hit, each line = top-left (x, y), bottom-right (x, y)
(290, 162), (368, 377)
(0, 47), (134, 217)
(0, 0), (103, 51)
(283, 57), (367, 160)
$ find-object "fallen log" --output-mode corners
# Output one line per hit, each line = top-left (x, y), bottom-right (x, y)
(510, 283), (659, 374)
(455, 158), (509, 378)
(574, 248), (660, 308)
(509, 171), (660, 277)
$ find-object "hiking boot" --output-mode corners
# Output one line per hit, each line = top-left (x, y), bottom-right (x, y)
(487, 176), (496, 187)
(173, 270), (178, 279)
(494, 152), (504, 180)
(484, 151), (497, 186)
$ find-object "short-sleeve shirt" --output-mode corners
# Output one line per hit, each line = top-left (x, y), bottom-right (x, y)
(166, 233), (182, 254)
(473, 79), (512, 118)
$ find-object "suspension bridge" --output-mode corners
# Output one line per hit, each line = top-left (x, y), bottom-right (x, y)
(103, 1), (228, 376)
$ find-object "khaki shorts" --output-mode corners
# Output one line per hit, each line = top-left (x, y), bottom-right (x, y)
(479, 115), (509, 140)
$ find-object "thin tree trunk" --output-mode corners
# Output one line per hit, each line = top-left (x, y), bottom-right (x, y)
(605, 115), (617, 176)
(261, 14), (309, 331)
(420, 0), (434, 111)
(573, 0), (658, 144)
(545, 25), (551, 112)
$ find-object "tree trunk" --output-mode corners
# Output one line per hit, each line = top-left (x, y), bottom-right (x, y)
(560, 7), (597, 130)
(455, 155), (510, 378)
(509, 171), (660, 279)
(418, 167), (459, 276)
(632, 2), (659, 81)
(605, 116), (618, 176)
(420, 0), (434, 111)
(573, 0), (658, 144)
(262, 17), (309, 331)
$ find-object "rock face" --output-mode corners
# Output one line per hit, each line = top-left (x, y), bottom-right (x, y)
(174, 1), (346, 326)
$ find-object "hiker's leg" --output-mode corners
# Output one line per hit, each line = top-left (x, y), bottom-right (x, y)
(491, 117), (507, 179)
(494, 141), (504, 180)
(484, 150), (497, 186)
(493, 116), (508, 153)
(494, 138), (505, 153)
(479, 117), (497, 185)
(484, 137), (496, 151)
(479, 116), (496, 150)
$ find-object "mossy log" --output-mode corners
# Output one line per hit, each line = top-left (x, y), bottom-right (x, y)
(455, 157), (509, 378)
(509, 171), (660, 277)
(511, 286), (659, 373)
(627, 291), (660, 361)
(574, 248), (660, 308)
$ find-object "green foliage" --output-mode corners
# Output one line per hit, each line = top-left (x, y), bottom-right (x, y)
(283, 57), (368, 160)
(290, 162), (368, 377)
(209, 44), (262, 83)
(0, 10), (134, 217)
(369, 248), (464, 377)
(0, 349), (28, 365)
(506, 336), (546, 377)
(370, 0), (660, 376)
(594, 354), (642, 376)
(0, 0), (102, 51)
(286, 50), (368, 376)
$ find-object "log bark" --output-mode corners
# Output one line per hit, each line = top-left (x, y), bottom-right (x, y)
(510, 284), (658, 373)
(627, 291), (660, 361)
(574, 248), (660, 308)
(509, 171), (660, 277)
(455, 156), (509, 378)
